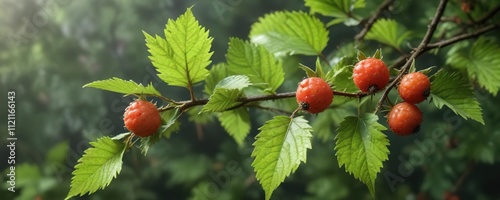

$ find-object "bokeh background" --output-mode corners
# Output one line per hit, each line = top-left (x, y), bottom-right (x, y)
(1, 0), (500, 199)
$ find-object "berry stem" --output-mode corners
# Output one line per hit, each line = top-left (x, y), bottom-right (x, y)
(374, 0), (449, 113)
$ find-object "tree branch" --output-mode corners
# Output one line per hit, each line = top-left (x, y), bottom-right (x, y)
(471, 5), (500, 25)
(425, 24), (499, 50)
(355, 0), (395, 41)
(158, 90), (365, 113)
(375, 0), (449, 113)
(389, 23), (498, 71)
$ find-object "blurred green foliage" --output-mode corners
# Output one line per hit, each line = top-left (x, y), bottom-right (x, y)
(1, 0), (499, 199)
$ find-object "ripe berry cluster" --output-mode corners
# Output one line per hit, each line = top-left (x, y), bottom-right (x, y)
(294, 57), (431, 137)
(295, 57), (391, 114)
(388, 72), (431, 136)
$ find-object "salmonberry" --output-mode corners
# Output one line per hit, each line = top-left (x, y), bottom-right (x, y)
(387, 102), (422, 136)
(123, 99), (162, 137)
(353, 58), (390, 93)
(296, 77), (333, 114)
(398, 72), (431, 104)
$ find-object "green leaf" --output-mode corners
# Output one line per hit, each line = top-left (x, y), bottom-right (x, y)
(83, 77), (161, 96)
(315, 57), (325, 78)
(160, 108), (181, 138)
(139, 109), (181, 155)
(66, 137), (126, 199)
(218, 108), (251, 146)
(298, 63), (318, 78)
(372, 49), (382, 60)
(204, 63), (229, 95)
(252, 116), (313, 200)
(144, 7), (213, 88)
(365, 18), (411, 51)
(201, 75), (251, 112)
(430, 71), (484, 124)
(249, 11), (329, 56)
(325, 56), (358, 93)
(334, 114), (389, 196)
(111, 132), (131, 140)
(447, 37), (500, 96)
(214, 74), (252, 90)
(226, 38), (283, 92)
(305, 0), (365, 26)
(357, 50), (367, 61)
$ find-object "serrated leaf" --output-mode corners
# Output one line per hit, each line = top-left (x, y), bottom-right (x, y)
(144, 8), (213, 88)
(447, 37), (500, 96)
(205, 63), (229, 95)
(334, 114), (389, 196)
(201, 75), (251, 112)
(251, 116), (313, 200)
(201, 89), (241, 113)
(325, 56), (358, 93)
(226, 38), (283, 92)
(83, 77), (161, 96)
(305, 0), (365, 26)
(250, 11), (329, 56)
(218, 108), (250, 146)
(66, 137), (126, 199)
(365, 18), (411, 51)
(111, 132), (131, 140)
(214, 75), (252, 89)
(430, 71), (484, 124)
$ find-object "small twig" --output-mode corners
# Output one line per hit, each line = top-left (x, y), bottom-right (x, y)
(473, 5), (500, 25)
(425, 24), (499, 50)
(355, 0), (395, 41)
(155, 95), (179, 104)
(375, 0), (449, 113)
(248, 105), (294, 115)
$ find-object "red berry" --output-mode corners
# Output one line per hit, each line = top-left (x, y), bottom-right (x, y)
(123, 100), (161, 137)
(353, 58), (390, 93)
(296, 77), (333, 114)
(398, 72), (431, 104)
(387, 102), (422, 136)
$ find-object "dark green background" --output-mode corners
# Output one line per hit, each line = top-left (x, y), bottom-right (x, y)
(1, 0), (499, 199)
